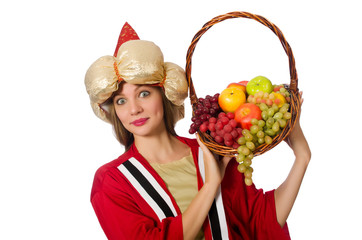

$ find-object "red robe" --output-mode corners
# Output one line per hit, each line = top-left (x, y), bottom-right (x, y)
(91, 136), (291, 239)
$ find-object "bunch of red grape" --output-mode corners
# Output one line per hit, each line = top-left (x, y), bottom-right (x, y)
(199, 112), (242, 149)
(189, 93), (221, 134)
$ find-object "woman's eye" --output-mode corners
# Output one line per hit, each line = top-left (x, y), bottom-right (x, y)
(139, 91), (150, 98)
(116, 98), (126, 105)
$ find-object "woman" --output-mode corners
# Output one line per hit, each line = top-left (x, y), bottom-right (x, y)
(85, 23), (311, 240)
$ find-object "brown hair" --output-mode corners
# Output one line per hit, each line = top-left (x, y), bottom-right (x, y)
(108, 83), (179, 151)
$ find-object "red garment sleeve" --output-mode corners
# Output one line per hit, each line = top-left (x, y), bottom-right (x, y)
(91, 167), (183, 240)
(221, 160), (291, 240)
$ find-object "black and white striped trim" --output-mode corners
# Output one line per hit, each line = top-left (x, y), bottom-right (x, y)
(198, 147), (229, 240)
(118, 157), (178, 221)
(118, 150), (229, 239)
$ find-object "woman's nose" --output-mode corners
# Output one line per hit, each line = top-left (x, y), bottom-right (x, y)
(129, 100), (143, 115)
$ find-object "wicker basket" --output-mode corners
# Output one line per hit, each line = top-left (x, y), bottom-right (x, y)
(186, 11), (302, 157)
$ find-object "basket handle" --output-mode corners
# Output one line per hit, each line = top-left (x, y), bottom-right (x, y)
(186, 11), (298, 105)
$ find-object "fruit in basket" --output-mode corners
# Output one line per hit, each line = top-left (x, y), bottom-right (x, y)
(218, 87), (246, 113)
(227, 82), (246, 93)
(273, 92), (287, 108)
(273, 84), (283, 92)
(198, 111), (243, 149)
(246, 76), (273, 96)
(234, 103), (262, 130)
(238, 80), (249, 86)
(189, 93), (221, 134)
(274, 86), (291, 103)
(246, 89), (290, 107)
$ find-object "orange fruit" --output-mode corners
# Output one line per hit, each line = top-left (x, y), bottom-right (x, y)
(218, 87), (246, 113)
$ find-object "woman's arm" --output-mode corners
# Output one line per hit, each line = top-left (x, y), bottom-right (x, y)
(182, 135), (232, 240)
(274, 95), (311, 227)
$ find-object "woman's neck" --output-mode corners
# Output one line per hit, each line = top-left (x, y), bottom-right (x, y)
(134, 132), (190, 164)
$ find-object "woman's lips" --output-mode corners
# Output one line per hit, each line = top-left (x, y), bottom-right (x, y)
(131, 118), (149, 126)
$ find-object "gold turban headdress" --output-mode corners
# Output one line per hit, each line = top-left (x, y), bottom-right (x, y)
(85, 22), (188, 123)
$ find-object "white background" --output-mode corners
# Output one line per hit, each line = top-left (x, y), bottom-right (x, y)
(1, 0), (361, 239)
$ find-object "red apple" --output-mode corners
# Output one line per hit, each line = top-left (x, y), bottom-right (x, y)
(234, 103), (262, 130)
(238, 80), (249, 86)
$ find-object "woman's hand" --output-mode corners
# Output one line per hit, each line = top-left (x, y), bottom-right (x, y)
(182, 135), (233, 240)
(196, 134), (233, 187)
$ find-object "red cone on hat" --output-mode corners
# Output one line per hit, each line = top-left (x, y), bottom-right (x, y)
(113, 22), (140, 57)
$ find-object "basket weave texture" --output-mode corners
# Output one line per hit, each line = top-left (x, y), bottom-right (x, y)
(186, 11), (302, 157)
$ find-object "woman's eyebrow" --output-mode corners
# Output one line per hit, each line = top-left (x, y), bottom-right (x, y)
(114, 85), (143, 97)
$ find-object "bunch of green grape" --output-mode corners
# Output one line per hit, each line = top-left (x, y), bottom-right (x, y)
(236, 102), (292, 186)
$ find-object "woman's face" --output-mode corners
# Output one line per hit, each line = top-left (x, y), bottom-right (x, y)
(113, 83), (165, 138)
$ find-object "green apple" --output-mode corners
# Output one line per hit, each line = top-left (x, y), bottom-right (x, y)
(246, 76), (273, 96)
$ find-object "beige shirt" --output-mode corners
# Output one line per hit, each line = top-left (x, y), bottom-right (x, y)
(151, 152), (204, 239)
